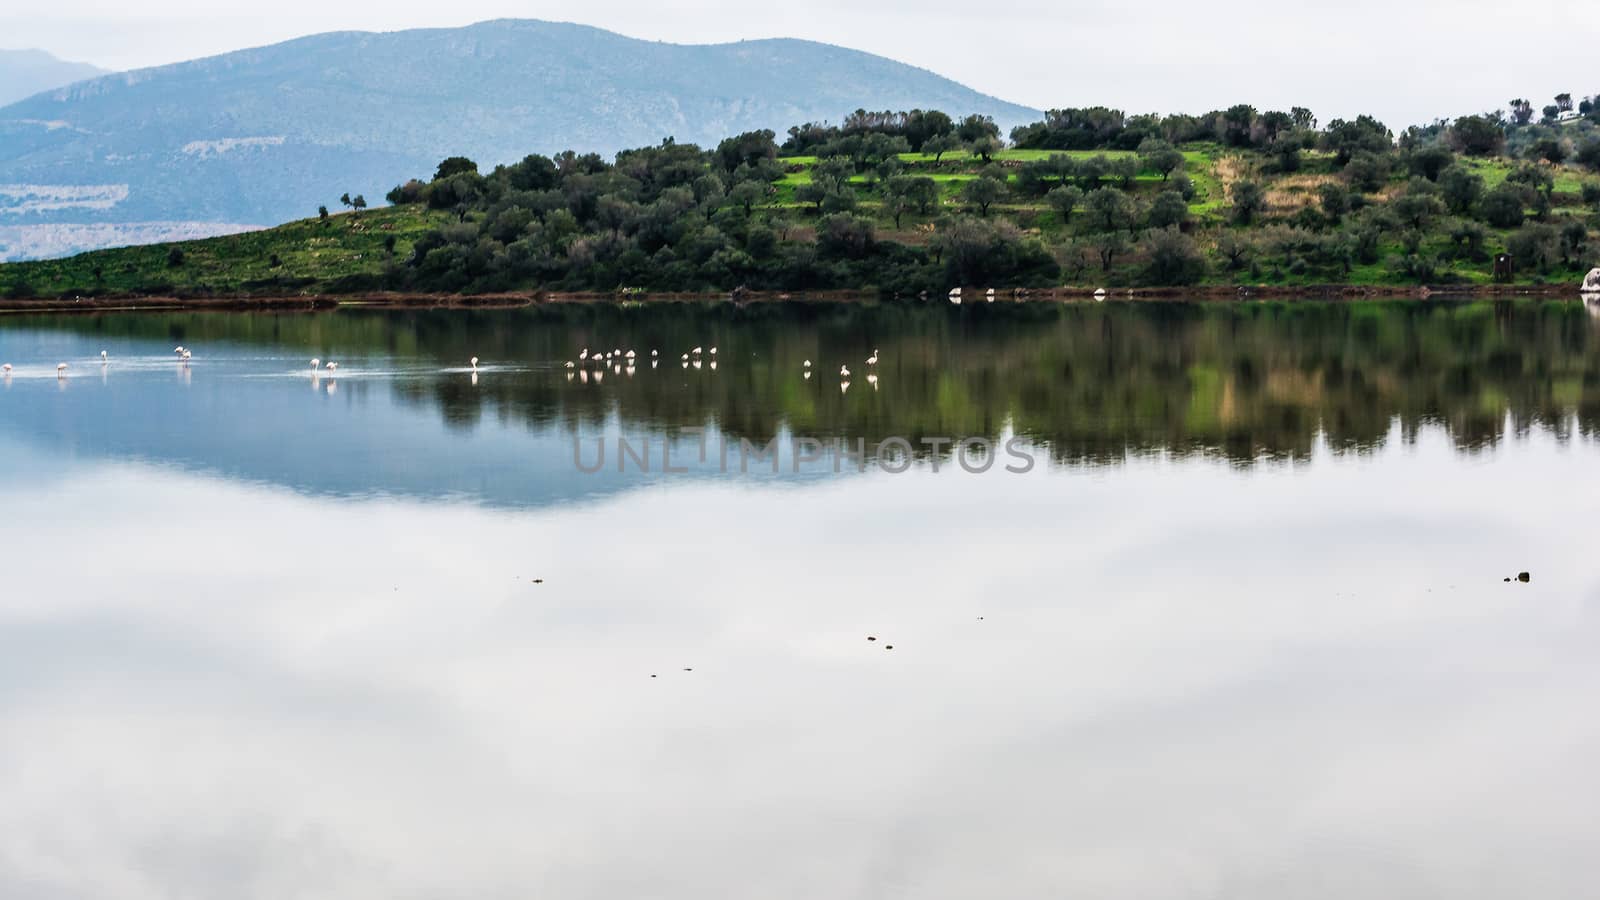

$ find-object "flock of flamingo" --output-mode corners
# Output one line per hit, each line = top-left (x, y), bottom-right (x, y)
(562, 343), (882, 392)
(4, 343), (883, 393)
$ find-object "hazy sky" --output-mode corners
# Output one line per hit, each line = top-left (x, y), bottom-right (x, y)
(7, 0), (1599, 130)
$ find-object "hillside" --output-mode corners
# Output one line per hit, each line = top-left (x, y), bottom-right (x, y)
(0, 20), (1038, 261)
(4, 106), (1597, 300)
(0, 48), (106, 107)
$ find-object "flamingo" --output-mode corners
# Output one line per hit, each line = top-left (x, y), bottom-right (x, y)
(1, 364), (10, 373)
(580, 348), (589, 361)
(691, 346), (702, 356)
(470, 356), (479, 370)
(803, 359), (812, 368)
(181, 350), (191, 361)
(173, 346), (185, 355)
(866, 349), (879, 366)
(650, 349), (658, 358)
(56, 363), (69, 374)
(681, 352), (689, 361)
(840, 365), (850, 378)
(709, 347), (717, 357)
(986, 288), (995, 303)
(100, 350), (108, 362)
(565, 361), (576, 369)
(310, 358), (321, 369)
(625, 350), (636, 360)
(325, 361), (338, 371)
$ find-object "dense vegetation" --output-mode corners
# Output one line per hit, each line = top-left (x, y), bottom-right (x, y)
(6, 94), (1600, 299)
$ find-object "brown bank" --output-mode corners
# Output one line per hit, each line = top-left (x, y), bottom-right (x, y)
(0, 283), (1587, 315)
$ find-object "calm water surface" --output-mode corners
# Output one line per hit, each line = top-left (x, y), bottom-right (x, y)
(2, 300), (1600, 899)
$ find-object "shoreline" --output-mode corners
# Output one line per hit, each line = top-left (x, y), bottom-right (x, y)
(0, 282), (1591, 315)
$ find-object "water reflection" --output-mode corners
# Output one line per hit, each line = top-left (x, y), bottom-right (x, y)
(3, 300), (1600, 897)
(1, 300), (1598, 491)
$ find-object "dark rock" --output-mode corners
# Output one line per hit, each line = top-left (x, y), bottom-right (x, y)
(1518, 572), (1530, 583)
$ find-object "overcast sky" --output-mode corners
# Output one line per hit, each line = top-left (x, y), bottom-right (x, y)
(8, 0), (1599, 130)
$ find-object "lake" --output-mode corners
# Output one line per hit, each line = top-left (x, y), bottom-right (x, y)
(3, 299), (1599, 899)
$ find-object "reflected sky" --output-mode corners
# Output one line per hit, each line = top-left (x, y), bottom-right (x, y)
(2, 306), (1600, 898)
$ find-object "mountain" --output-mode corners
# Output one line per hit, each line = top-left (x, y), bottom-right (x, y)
(0, 20), (1040, 261)
(0, 48), (106, 107)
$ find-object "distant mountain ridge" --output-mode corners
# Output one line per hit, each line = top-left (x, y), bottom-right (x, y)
(0, 48), (107, 107)
(0, 20), (1039, 260)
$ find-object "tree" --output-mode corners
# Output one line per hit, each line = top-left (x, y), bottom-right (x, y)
(1215, 231), (1256, 271)
(166, 247), (185, 268)
(923, 134), (962, 163)
(970, 135), (1003, 162)
(962, 176), (1006, 216)
(728, 181), (766, 216)
(1110, 156), (1140, 189)
(1220, 104), (1258, 147)
(1091, 230), (1127, 272)
(1084, 186), (1136, 232)
(1139, 140), (1185, 181)
(1143, 227), (1206, 284)
(1506, 223), (1559, 273)
(1438, 164), (1484, 215)
(1526, 137), (1570, 164)
(1447, 115), (1505, 156)
(716, 130), (779, 172)
(1318, 182), (1351, 221)
(1406, 145), (1455, 181)
(1575, 138), (1600, 172)
(1345, 151), (1392, 193)
(1074, 155), (1109, 190)
(1230, 180), (1266, 224)
(1047, 185), (1084, 226)
(1480, 184), (1528, 228)
(884, 175), (939, 226)
(1508, 99), (1535, 127)
(351, 194), (367, 214)
(1556, 93), (1574, 113)
(955, 114), (1000, 144)
(318, 205), (329, 221)
(1290, 107), (1317, 130)
(904, 109), (955, 151)
(339, 192), (353, 210)
(433, 156), (479, 181)
(1146, 190), (1190, 229)
(1323, 116), (1393, 166)
(1559, 220), (1588, 266)
(1391, 183), (1445, 231)
(815, 214), (876, 259)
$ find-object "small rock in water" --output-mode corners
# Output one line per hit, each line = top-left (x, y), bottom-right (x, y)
(1504, 577), (1511, 583)
(532, 578), (544, 584)
(683, 667), (693, 672)
(1518, 572), (1531, 583)
(866, 636), (876, 641)
(884, 645), (894, 650)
